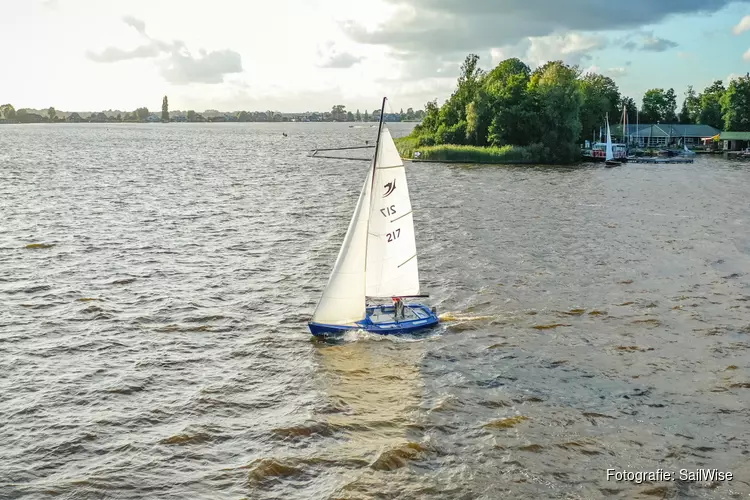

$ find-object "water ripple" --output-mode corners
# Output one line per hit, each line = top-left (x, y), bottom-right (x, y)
(1, 123), (750, 499)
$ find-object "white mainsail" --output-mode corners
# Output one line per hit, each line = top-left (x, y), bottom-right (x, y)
(310, 167), (373, 325)
(365, 127), (420, 297)
(605, 121), (614, 161)
(311, 120), (422, 326)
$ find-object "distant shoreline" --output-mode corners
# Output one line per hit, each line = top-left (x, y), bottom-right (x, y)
(0, 120), (421, 125)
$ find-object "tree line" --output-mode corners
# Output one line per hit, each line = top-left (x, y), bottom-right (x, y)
(0, 102), (426, 124)
(409, 54), (750, 163)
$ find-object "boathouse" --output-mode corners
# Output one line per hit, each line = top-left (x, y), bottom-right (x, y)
(609, 124), (721, 147)
(719, 131), (750, 151)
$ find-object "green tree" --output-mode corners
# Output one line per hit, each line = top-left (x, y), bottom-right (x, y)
(433, 53), (486, 143)
(162, 95), (169, 121)
(363, 110), (369, 121)
(186, 110), (196, 122)
(406, 107), (415, 120)
(679, 85), (700, 124)
(355, 109), (361, 121)
(664, 88), (678, 122)
(640, 88), (677, 123)
(640, 90), (662, 123)
(620, 96), (637, 116)
(331, 104), (346, 121)
(698, 80), (725, 129)
(721, 74), (750, 131)
(528, 60), (583, 162)
(0, 103), (16, 120)
(484, 57), (534, 147)
(678, 100), (690, 123)
(346, 111), (354, 121)
(116, 112), (122, 121)
(454, 53), (484, 112)
(578, 73), (621, 142)
(47, 107), (56, 121)
(465, 99), (480, 144)
(414, 99), (440, 138)
(135, 107), (150, 120)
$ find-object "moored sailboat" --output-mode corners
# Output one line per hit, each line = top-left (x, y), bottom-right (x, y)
(308, 97), (440, 337)
(604, 116), (621, 167)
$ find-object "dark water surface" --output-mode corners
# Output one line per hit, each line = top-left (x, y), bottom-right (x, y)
(2, 123), (750, 499)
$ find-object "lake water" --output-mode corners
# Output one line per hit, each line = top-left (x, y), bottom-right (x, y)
(2, 122), (750, 499)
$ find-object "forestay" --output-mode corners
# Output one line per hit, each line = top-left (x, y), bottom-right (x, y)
(365, 127), (420, 298)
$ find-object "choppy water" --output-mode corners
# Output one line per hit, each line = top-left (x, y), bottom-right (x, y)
(2, 122), (750, 499)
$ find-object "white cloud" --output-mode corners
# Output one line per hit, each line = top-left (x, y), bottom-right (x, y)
(745, 48), (750, 62)
(581, 64), (600, 75)
(160, 49), (243, 85)
(733, 15), (750, 35)
(638, 32), (679, 52)
(317, 43), (364, 69)
(2, 0), (744, 113)
(86, 17), (242, 85)
(122, 15), (146, 36)
(619, 30), (678, 52)
(491, 32), (607, 68)
(342, 0), (734, 58)
(606, 67), (628, 77)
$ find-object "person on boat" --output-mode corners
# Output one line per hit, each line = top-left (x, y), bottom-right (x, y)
(393, 296), (405, 320)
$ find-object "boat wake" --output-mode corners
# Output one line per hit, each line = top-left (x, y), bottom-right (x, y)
(438, 312), (496, 322)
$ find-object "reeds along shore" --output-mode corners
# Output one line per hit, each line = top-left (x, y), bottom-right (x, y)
(394, 136), (543, 164)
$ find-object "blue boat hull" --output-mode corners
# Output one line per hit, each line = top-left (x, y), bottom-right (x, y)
(308, 303), (439, 337)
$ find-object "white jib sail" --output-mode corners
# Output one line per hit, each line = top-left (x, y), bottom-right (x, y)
(311, 167), (373, 325)
(605, 122), (614, 161)
(365, 127), (421, 298)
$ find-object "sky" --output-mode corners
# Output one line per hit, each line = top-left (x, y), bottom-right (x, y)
(1, 0), (749, 113)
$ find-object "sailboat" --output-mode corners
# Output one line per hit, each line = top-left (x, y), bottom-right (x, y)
(604, 115), (620, 167)
(308, 97), (440, 337)
(679, 143), (696, 157)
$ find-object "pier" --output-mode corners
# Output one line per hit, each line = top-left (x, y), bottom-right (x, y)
(628, 157), (695, 164)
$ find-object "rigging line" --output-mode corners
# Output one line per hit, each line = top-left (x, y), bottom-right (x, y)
(368, 294), (430, 299)
(390, 210), (412, 223)
(311, 145), (376, 152)
(309, 156), (372, 161)
(398, 254), (417, 268)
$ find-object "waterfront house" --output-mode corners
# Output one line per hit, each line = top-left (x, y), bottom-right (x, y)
(609, 124), (721, 148)
(719, 131), (750, 151)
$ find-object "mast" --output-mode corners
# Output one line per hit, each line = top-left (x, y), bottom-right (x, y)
(370, 97), (387, 192)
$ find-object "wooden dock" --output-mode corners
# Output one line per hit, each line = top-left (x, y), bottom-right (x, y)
(628, 157), (695, 164)
(726, 151), (750, 161)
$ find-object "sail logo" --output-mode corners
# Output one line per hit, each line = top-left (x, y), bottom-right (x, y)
(383, 179), (396, 197)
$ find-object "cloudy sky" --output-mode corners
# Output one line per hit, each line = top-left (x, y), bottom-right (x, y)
(2, 0), (749, 113)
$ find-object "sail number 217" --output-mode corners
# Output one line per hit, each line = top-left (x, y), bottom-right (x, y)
(380, 205), (396, 217)
(386, 228), (401, 242)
